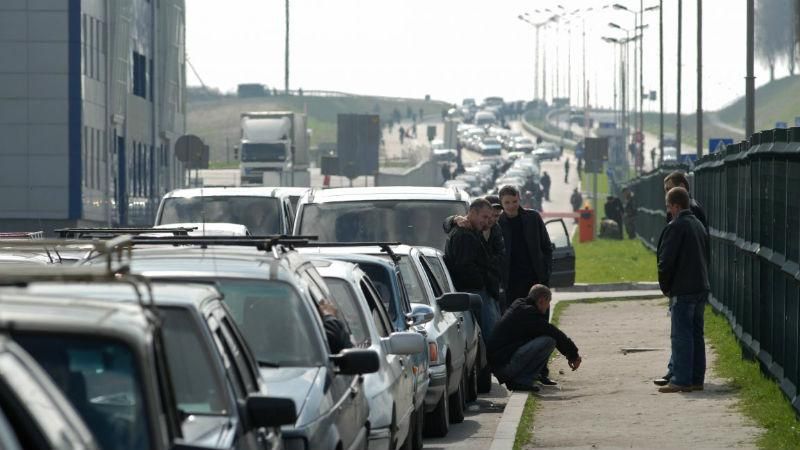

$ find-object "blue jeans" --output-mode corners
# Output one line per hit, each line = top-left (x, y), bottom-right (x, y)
(670, 293), (707, 386)
(473, 290), (501, 344)
(495, 336), (556, 386)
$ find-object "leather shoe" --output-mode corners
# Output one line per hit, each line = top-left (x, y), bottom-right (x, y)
(690, 384), (704, 391)
(506, 382), (541, 392)
(538, 375), (558, 386)
(658, 383), (693, 393)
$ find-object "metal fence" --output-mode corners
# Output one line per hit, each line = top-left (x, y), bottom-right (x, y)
(626, 164), (690, 251)
(629, 127), (800, 414)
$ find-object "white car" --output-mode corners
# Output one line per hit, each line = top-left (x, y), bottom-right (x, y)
(662, 146), (678, 163)
(152, 222), (250, 236)
(313, 259), (426, 450)
(532, 145), (560, 161)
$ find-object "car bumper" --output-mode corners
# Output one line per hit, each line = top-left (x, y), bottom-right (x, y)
(424, 363), (447, 413)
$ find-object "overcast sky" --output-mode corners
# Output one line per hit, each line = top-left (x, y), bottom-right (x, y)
(186, 0), (779, 112)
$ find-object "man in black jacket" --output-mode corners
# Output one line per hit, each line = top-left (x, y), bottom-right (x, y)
(444, 198), (501, 342)
(498, 185), (556, 385)
(656, 187), (710, 393)
(655, 171), (709, 386)
(488, 285), (581, 392)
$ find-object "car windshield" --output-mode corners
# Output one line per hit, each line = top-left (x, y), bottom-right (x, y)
(159, 307), (229, 416)
(299, 200), (468, 250)
(324, 278), (370, 345)
(158, 196), (282, 235)
(14, 333), (150, 450)
(240, 143), (286, 162)
(219, 279), (326, 367)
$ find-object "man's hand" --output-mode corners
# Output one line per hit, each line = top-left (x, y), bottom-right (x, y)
(319, 300), (338, 317)
(568, 356), (582, 371)
(454, 215), (469, 229)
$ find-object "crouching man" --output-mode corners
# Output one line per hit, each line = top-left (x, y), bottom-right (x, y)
(487, 284), (582, 392)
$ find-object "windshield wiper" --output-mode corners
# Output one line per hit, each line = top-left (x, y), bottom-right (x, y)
(258, 359), (281, 368)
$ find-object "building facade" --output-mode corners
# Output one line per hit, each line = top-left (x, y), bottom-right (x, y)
(0, 0), (186, 231)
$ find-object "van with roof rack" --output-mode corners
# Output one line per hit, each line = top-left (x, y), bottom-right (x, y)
(155, 187), (296, 235)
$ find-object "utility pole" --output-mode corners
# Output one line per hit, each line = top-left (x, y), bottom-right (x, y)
(746, 0), (755, 138)
(659, 0), (664, 165)
(535, 25), (541, 100)
(696, 0), (703, 157)
(639, 0), (645, 172)
(677, 0), (683, 159)
(568, 25), (572, 104)
(284, 0), (290, 94)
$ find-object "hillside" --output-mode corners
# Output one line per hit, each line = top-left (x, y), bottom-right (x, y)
(717, 75), (800, 131)
(187, 94), (451, 164)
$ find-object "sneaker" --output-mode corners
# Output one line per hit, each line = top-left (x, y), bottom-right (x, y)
(506, 382), (541, 392)
(653, 377), (670, 387)
(538, 375), (558, 386)
(658, 383), (693, 393)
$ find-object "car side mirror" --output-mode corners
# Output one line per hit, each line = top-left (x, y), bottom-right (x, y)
(436, 292), (471, 312)
(330, 349), (380, 375)
(244, 395), (296, 429)
(468, 293), (482, 309)
(407, 303), (434, 326)
(383, 332), (425, 355)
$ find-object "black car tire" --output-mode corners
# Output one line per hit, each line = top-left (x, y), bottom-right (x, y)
(466, 361), (479, 402)
(423, 372), (450, 438)
(477, 366), (492, 394)
(448, 375), (465, 424)
(411, 405), (424, 450)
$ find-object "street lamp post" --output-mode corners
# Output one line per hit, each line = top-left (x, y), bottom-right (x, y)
(697, 0), (703, 157)
(519, 13), (558, 103)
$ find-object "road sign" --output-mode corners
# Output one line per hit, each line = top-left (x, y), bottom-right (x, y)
(680, 154), (698, 168)
(776, 121), (788, 129)
(709, 138), (733, 153)
(649, 90), (657, 101)
(584, 137), (609, 174)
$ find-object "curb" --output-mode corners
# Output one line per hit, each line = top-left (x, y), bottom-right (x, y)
(489, 391), (529, 450)
(555, 282), (660, 293)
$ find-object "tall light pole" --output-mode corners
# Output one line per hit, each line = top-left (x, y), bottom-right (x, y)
(677, 0), (683, 159)
(519, 13), (558, 102)
(697, 0), (703, 157)
(659, 0), (664, 165)
(284, 0), (289, 94)
(746, 0), (755, 137)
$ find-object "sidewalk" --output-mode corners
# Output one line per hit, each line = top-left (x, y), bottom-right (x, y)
(513, 296), (762, 449)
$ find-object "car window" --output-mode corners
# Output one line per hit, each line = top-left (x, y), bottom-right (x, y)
(15, 333), (151, 450)
(418, 256), (443, 298)
(218, 314), (259, 394)
(359, 279), (392, 338)
(392, 256), (429, 305)
(219, 279), (326, 367)
(159, 307), (229, 415)
(545, 219), (569, 248)
(355, 263), (397, 322)
(158, 196), (282, 235)
(324, 278), (370, 346)
(424, 255), (453, 293)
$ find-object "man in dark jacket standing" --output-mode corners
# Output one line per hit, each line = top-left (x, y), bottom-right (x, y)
(444, 198), (500, 342)
(488, 285), (581, 391)
(656, 187), (710, 393)
(498, 185), (556, 385)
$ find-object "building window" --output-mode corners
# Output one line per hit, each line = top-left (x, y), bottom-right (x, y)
(133, 52), (147, 98)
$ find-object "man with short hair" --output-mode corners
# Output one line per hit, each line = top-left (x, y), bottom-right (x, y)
(654, 171), (709, 386)
(488, 284), (581, 392)
(444, 198), (500, 342)
(656, 187), (710, 393)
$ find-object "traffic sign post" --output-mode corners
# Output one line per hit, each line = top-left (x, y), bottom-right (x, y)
(709, 138), (733, 154)
(776, 121), (788, 129)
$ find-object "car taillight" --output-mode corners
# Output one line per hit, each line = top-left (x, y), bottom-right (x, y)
(428, 342), (438, 363)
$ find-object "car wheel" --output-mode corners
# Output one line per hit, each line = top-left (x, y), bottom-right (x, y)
(477, 366), (492, 394)
(448, 374), (465, 424)
(411, 405), (424, 450)
(423, 372), (450, 438)
(390, 410), (397, 450)
(466, 362), (479, 403)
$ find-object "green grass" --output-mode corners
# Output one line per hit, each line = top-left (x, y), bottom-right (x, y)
(513, 395), (539, 450)
(573, 238), (657, 284)
(705, 306), (800, 448)
(717, 75), (800, 133)
(580, 168), (608, 199)
(208, 161), (238, 169)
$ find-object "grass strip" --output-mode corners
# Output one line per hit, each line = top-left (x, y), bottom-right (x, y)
(573, 238), (657, 284)
(704, 306), (800, 448)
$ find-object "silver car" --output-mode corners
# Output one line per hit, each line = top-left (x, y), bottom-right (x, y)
(313, 259), (426, 450)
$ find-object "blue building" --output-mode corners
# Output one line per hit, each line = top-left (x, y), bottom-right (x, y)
(0, 0), (187, 232)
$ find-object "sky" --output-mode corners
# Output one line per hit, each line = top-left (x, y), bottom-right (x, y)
(186, 0), (781, 112)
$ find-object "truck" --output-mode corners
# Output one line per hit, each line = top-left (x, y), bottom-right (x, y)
(239, 111), (310, 186)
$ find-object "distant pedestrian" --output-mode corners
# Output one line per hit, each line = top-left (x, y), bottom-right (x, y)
(398, 126), (405, 145)
(570, 188), (583, 223)
(488, 284), (581, 392)
(603, 196), (624, 239)
(622, 187), (637, 239)
(576, 158), (583, 179)
(411, 123), (418, 139)
(440, 163), (451, 182)
(564, 158), (571, 183)
(651, 147), (657, 169)
(656, 187), (710, 393)
(540, 171), (551, 201)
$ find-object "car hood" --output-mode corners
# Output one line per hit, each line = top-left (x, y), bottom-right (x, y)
(260, 366), (322, 427)
(181, 415), (237, 448)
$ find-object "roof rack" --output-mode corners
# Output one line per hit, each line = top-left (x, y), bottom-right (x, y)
(0, 231), (44, 240)
(129, 235), (319, 253)
(0, 235), (133, 272)
(55, 227), (196, 238)
(292, 241), (402, 263)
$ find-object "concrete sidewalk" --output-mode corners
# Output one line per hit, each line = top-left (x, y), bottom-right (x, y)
(491, 295), (763, 449)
